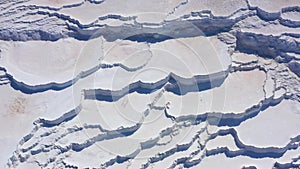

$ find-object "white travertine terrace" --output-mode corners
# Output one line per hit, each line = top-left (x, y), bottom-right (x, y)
(236, 100), (300, 147)
(0, 0), (300, 168)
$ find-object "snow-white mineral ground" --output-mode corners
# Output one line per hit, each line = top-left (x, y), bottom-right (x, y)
(1, 0), (300, 168)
